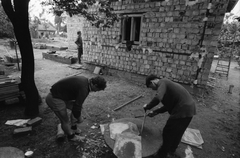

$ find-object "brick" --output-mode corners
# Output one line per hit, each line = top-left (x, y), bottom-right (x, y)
(27, 117), (42, 127)
(13, 127), (32, 136)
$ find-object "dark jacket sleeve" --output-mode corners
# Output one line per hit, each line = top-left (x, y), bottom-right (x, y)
(75, 36), (82, 47)
(146, 97), (160, 110)
(153, 106), (168, 114)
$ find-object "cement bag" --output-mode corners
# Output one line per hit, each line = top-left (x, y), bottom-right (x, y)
(113, 132), (141, 158)
(109, 122), (139, 140)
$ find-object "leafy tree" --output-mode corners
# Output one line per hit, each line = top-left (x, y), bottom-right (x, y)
(1, 0), (40, 117)
(61, 24), (67, 32)
(29, 16), (40, 38)
(54, 13), (67, 35)
(219, 13), (240, 42)
(218, 13), (240, 58)
(43, 0), (119, 28)
(0, 4), (13, 38)
(54, 15), (62, 35)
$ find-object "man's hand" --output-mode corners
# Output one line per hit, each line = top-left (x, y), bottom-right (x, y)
(147, 111), (157, 117)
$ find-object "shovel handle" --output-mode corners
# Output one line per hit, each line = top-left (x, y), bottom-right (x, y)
(140, 112), (147, 135)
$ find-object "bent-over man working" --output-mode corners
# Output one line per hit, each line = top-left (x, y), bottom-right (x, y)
(143, 74), (196, 158)
(46, 76), (107, 141)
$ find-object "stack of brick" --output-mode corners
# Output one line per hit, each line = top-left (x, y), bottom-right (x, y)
(0, 75), (24, 104)
(67, 0), (227, 86)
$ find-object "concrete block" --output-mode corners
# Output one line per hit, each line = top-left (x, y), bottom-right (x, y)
(13, 127), (32, 136)
(27, 117), (42, 127)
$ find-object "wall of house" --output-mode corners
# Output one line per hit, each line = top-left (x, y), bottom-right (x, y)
(67, 0), (228, 86)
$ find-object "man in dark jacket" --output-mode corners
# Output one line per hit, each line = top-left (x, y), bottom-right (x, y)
(143, 74), (196, 158)
(46, 76), (107, 141)
(75, 31), (83, 64)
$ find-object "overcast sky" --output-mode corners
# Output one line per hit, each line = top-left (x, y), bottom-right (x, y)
(231, 0), (240, 16)
(29, 0), (54, 24)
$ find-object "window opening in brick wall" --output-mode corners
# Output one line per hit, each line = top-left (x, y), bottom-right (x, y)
(121, 14), (142, 45)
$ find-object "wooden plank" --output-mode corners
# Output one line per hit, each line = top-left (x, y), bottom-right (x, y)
(113, 95), (143, 111)
(0, 83), (18, 88)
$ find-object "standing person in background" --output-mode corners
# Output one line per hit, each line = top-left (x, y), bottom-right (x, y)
(143, 74), (196, 158)
(193, 54), (203, 85)
(75, 31), (83, 64)
(46, 75), (107, 142)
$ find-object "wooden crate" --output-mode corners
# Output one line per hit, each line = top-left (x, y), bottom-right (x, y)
(42, 52), (77, 64)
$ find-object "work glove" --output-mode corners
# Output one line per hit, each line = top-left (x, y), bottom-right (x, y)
(147, 111), (157, 117)
(143, 104), (149, 111)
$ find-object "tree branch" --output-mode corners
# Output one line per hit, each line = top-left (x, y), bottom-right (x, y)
(1, 0), (15, 23)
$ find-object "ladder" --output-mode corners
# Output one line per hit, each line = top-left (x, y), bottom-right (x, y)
(214, 47), (232, 78)
(215, 57), (231, 78)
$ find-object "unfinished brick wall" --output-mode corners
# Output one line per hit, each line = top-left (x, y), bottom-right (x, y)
(67, 0), (228, 86)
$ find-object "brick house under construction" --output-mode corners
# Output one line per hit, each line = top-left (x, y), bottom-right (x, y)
(67, 0), (232, 86)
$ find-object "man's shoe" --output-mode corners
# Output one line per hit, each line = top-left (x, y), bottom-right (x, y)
(167, 152), (181, 158)
(56, 134), (65, 142)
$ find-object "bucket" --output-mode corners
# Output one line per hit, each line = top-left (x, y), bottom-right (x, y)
(228, 85), (234, 94)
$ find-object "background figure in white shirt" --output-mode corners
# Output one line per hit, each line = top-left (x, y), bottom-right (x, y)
(193, 54), (203, 85)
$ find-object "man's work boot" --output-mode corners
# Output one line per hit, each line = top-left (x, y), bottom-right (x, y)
(167, 152), (181, 158)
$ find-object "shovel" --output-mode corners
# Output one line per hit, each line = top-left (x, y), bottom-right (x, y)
(140, 109), (147, 135)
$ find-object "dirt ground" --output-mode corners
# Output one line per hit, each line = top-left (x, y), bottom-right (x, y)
(0, 38), (239, 158)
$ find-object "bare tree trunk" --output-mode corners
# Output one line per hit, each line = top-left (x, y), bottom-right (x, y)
(1, 0), (39, 117)
(56, 23), (60, 35)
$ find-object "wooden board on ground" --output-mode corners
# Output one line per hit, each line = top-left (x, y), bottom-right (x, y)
(42, 52), (77, 64)
(69, 64), (86, 70)
(93, 66), (102, 74)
